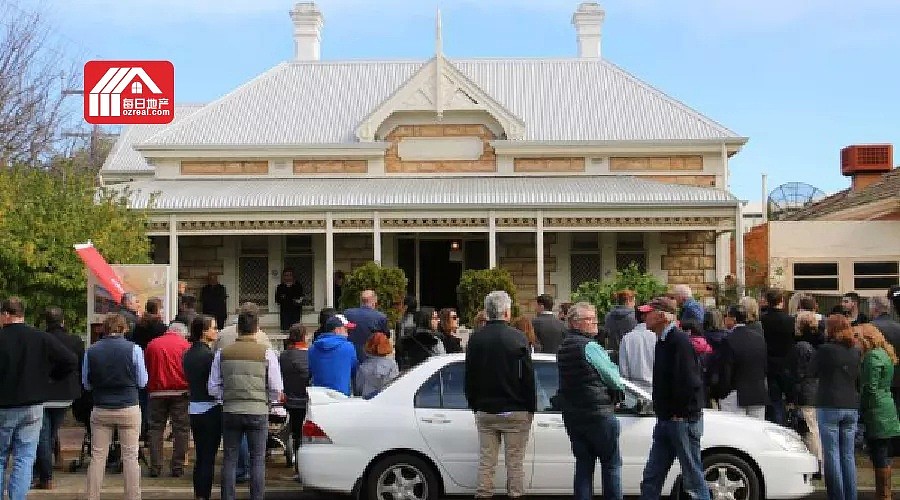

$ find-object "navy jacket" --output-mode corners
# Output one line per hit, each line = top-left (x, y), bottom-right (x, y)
(652, 325), (704, 420)
(344, 306), (389, 361)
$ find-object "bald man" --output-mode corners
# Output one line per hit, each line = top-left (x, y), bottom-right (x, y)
(343, 290), (389, 363)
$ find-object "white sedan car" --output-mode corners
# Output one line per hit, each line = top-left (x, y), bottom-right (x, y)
(298, 353), (817, 500)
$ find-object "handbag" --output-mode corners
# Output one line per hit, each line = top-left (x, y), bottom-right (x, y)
(786, 407), (809, 435)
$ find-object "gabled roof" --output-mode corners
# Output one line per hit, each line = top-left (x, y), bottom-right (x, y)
(137, 58), (742, 148)
(101, 104), (204, 172)
(122, 175), (736, 211)
(783, 168), (900, 220)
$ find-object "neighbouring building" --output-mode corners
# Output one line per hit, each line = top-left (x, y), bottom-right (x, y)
(102, 2), (748, 329)
(741, 144), (900, 301)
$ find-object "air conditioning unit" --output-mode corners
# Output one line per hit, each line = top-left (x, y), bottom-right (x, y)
(841, 144), (893, 176)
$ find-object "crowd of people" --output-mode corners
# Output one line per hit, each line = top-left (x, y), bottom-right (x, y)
(1, 280), (899, 500)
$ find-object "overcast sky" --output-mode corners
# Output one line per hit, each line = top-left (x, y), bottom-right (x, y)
(18, 0), (900, 202)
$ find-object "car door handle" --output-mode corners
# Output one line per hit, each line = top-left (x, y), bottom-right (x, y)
(420, 417), (452, 424)
(536, 419), (564, 429)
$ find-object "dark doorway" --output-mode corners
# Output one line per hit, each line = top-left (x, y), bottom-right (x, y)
(419, 240), (462, 310)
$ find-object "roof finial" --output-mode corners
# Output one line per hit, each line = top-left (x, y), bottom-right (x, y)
(436, 7), (443, 58)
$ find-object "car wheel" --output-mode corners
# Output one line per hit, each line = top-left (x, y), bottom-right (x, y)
(366, 453), (439, 500)
(673, 453), (761, 500)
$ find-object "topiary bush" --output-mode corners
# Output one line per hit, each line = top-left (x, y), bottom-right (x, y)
(571, 262), (668, 319)
(338, 261), (408, 326)
(456, 267), (519, 326)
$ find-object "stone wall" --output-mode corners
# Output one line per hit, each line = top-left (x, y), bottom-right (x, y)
(514, 157), (585, 173)
(181, 161), (268, 175)
(178, 236), (225, 298)
(645, 175), (716, 188)
(333, 234), (374, 274)
(661, 231), (716, 297)
(384, 124), (497, 173)
(294, 159), (367, 174)
(498, 233), (558, 316)
(609, 156), (703, 171)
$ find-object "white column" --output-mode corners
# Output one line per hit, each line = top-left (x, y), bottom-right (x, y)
(721, 141), (730, 191)
(168, 214), (178, 322)
(325, 213), (335, 307)
(373, 211), (382, 265)
(536, 211), (545, 295)
(735, 201), (746, 298)
(488, 211), (497, 269)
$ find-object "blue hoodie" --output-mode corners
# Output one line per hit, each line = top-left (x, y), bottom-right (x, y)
(308, 333), (359, 396)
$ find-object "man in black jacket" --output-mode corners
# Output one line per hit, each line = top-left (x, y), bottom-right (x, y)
(556, 302), (625, 500)
(639, 297), (709, 500)
(532, 294), (566, 354)
(760, 288), (795, 425)
(465, 290), (536, 499)
(0, 298), (77, 499)
(718, 305), (768, 419)
(200, 273), (228, 332)
(35, 307), (85, 490)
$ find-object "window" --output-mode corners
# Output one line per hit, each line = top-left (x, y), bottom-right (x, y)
(571, 233), (601, 290)
(854, 261), (899, 290)
(793, 262), (838, 291)
(413, 362), (468, 410)
(239, 236), (268, 309)
(131, 81), (142, 94)
(283, 235), (314, 305)
(616, 233), (647, 272)
(534, 362), (559, 412)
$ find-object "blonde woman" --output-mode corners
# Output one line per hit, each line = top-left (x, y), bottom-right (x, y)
(855, 323), (900, 500)
(738, 296), (763, 336)
(787, 311), (822, 469)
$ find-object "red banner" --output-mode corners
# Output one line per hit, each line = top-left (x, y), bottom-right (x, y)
(74, 243), (126, 304)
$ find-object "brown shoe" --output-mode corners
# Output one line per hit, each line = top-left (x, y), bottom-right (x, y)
(875, 466), (892, 500)
(34, 480), (53, 490)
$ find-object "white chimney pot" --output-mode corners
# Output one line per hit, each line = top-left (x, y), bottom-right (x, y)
(290, 2), (324, 61)
(572, 2), (605, 59)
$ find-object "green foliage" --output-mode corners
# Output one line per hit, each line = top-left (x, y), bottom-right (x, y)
(456, 268), (519, 326)
(338, 262), (408, 326)
(571, 263), (668, 319)
(0, 163), (152, 331)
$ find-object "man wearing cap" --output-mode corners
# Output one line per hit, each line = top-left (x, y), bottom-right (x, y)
(308, 315), (359, 396)
(639, 297), (709, 500)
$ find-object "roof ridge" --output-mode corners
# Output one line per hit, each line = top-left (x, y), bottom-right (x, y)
(140, 63), (289, 146)
(598, 59), (741, 138)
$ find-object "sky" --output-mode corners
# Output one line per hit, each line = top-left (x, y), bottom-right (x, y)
(14, 0), (900, 203)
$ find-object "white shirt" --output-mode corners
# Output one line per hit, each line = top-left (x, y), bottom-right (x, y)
(617, 323), (657, 385)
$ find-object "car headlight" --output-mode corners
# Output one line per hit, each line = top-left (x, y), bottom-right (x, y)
(765, 426), (808, 453)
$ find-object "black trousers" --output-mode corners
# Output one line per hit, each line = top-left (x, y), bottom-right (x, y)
(189, 405), (222, 500)
(287, 408), (306, 451)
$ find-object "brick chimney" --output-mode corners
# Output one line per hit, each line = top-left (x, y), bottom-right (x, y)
(841, 144), (893, 191)
(572, 2), (605, 59)
(290, 2), (323, 61)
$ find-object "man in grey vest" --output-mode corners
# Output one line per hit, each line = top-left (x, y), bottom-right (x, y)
(556, 302), (625, 500)
(208, 308), (283, 500)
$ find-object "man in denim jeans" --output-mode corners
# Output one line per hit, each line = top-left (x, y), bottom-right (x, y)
(208, 308), (283, 500)
(555, 302), (625, 500)
(0, 297), (77, 500)
(640, 297), (709, 500)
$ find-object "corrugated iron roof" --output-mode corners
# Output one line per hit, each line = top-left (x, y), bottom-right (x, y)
(782, 168), (900, 220)
(121, 175), (736, 211)
(137, 58), (739, 148)
(101, 104), (204, 172)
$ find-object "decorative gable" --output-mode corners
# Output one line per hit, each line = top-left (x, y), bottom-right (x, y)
(355, 56), (526, 142)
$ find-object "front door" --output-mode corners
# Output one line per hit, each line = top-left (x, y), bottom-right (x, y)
(418, 240), (462, 310)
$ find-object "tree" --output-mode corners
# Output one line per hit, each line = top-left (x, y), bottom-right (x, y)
(456, 268), (519, 326)
(0, 163), (152, 331)
(0, 6), (79, 166)
(338, 262), (408, 326)
(572, 263), (668, 319)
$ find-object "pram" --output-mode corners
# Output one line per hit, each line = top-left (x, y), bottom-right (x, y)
(68, 390), (147, 473)
(266, 403), (293, 468)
